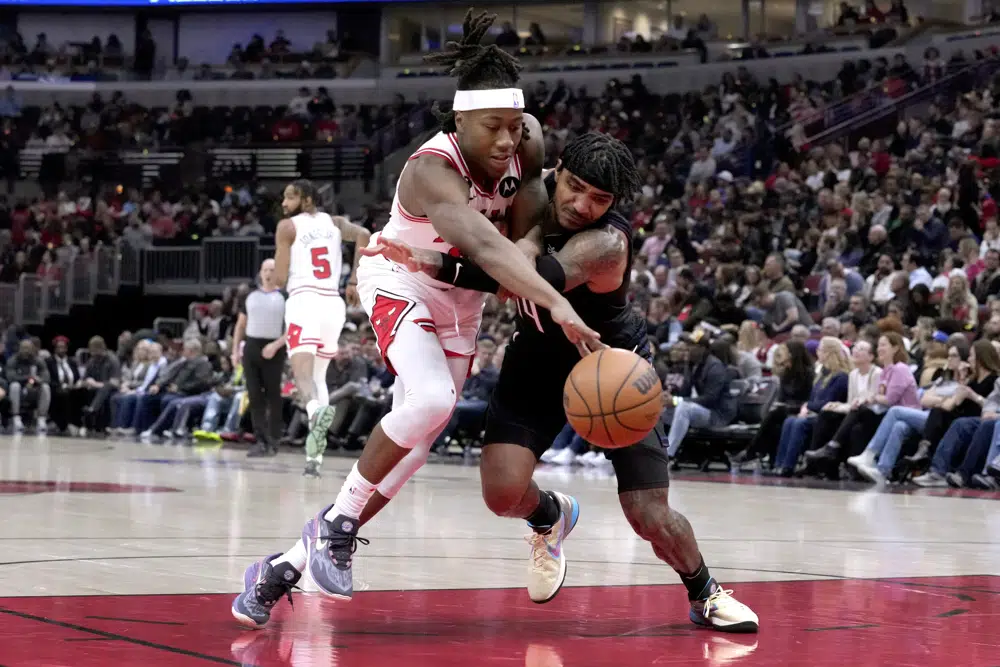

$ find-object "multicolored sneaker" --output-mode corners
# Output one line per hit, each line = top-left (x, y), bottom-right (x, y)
(304, 405), (335, 462)
(690, 581), (759, 633)
(231, 553), (301, 629)
(526, 491), (580, 604)
(302, 504), (369, 600)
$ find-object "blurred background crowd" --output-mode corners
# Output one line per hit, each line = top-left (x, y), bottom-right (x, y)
(1, 0), (1000, 493)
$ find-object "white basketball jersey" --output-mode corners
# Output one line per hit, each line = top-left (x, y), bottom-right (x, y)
(287, 211), (343, 297)
(376, 131), (523, 289)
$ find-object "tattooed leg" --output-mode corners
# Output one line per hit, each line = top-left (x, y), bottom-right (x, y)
(618, 487), (703, 575)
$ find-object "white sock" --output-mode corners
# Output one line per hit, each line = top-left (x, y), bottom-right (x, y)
(273, 539), (308, 572)
(306, 399), (320, 421)
(306, 454), (324, 464)
(327, 463), (377, 521)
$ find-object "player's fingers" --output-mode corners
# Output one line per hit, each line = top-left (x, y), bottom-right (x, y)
(357, 243), (386, 257)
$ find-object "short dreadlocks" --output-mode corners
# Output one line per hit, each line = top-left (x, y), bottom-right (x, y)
(559, 132), (641, 206)
(424, 9), (524, 134)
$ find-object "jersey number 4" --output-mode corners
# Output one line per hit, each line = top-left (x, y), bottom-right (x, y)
(515, 297), (544, 333)
(311, 247), (332, 279)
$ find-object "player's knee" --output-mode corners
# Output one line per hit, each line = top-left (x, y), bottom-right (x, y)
(413, 382), (457, 430)
(480, 466), (530, 517)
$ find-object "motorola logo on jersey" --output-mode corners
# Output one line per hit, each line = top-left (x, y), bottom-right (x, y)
(499, 176), (521, 198)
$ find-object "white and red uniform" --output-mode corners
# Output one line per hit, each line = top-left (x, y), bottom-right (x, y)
(357, 131), (523, 369)
(285, 210), (347, 358)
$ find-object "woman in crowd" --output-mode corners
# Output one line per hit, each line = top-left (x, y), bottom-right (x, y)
(911, 339), (1000, 485)
(803, 332), (920, 475)
(846, 341), (971, 483)
(771, 337), (851, 476)
(939, 273), (979, 332)
(728, 340), (814, 468)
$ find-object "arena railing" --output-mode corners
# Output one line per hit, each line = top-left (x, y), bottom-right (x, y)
(804, 55), (1000, 148)
(0, 243), (128, 328)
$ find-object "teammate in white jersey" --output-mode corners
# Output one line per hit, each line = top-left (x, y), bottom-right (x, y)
(273, 179), (370, 478)
(232, 10), (598, 628)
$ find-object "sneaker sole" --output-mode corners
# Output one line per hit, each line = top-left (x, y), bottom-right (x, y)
(855, 465), (885, 484)
(689, 610), (760, 634)
(231, 562), (266, 629)
(531, 493), (580, 605)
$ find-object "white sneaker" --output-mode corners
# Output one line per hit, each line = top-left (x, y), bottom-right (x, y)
(551, 448), (576, 466)
(13, 416), (24, 433)
(526, 491), (579, 603)
(846, 449), (876, 470)
(79, 427), (88, 438)
(690, 586), (759, 633)
(36, 418), (48, 434)
(590, 452), (611, 467)
(139, 430), (153, 443)
(539, 448), (560, 464)
(580, 451), (602, 466)
(67, 425), (79, 437)
(913, 471), (948, 487)
(855, 462), (886, 485)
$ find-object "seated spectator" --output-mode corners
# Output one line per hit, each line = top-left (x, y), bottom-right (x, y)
(752, 286), (813, 337)
(540, 422), (591, 466)
(111, 341), (165, 435)
(137, 339), (214, 440)
(72, 336), (121, 435)
(326, 341), (373, 447)
(6, 339), (50, 433)
(804, 332), (919, 475)
(773, 337), (853, 474)
(939, 273), (979, 333)
(729, 340), (815, 468)
(153, 355), (234, 440)
(192, 360), (246, 441)
(665, 331), (740, 458)
(46, 335), (79, 434)
(846, 341), (969, 483)
(913, 340), (1000, 486)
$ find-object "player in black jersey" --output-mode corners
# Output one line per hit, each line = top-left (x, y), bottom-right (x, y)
(361, 133), (758, 633)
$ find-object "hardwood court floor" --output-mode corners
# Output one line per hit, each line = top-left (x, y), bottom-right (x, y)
(0, 435), (998, 666)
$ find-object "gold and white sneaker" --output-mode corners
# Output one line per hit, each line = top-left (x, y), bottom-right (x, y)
(690, 584), (759, 633)
(526, 491), (580, 604)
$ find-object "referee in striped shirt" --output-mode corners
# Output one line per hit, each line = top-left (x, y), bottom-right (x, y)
(232, 259), (287, 457)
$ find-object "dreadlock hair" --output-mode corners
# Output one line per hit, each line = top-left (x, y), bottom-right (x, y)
(289, 179), (318, 210)
(424, 9), (523, 134)
(558, 132), (641, 206)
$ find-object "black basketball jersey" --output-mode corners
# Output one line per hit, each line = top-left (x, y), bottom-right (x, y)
(510, 173), (647, 359)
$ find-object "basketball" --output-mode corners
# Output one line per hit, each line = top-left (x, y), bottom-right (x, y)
(563, 348), (664, 449)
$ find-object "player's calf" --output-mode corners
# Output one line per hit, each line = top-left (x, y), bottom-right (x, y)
(619, 488), (759, 633)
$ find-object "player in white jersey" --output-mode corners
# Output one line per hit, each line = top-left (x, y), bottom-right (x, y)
(232, 10), (598, 628)
(273, 179), (371, 478)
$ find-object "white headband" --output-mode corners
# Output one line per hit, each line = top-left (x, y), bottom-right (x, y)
(453, 88), (524, 112)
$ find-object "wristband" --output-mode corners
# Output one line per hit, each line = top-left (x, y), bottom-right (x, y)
(438, 254), (502, 293)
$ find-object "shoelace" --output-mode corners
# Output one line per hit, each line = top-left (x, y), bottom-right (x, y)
(701, 588), (736, 618)
(256, 578), (301, 610)
(526, 532), (553, 569)
(327, 534), (370, 566)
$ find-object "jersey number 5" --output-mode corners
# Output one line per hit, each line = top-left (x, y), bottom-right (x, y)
(515, 297), (544, 333)
(311, 247), (332, 279)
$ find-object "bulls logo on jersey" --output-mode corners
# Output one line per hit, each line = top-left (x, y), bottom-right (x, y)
(499, 176), (520, 198)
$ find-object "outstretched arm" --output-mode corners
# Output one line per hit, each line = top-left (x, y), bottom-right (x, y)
(364, 224), (628, 296)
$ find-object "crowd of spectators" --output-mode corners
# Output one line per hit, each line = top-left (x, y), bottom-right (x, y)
(2, 6), (1000, 492)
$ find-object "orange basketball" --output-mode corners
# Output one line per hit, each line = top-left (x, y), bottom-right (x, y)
(562, 348), (664, 449)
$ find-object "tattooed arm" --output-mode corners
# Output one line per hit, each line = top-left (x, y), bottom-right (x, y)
(553, 226), (628, 293)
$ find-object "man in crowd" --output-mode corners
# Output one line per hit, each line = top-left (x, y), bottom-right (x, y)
(6, 339), (50, 433)
(137, 339), (214, 440)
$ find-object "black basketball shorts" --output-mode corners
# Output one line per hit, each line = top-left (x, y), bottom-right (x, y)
(483, 337), (670, 493)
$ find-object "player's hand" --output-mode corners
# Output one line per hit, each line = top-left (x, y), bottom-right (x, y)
(360, 237), (442, 276)
(230, 350), (240, 369)
(345, 282), (360, 307)
(549, 298), (600, 356)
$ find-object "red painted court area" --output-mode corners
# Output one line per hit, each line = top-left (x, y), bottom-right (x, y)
(0, 577), (996, 667)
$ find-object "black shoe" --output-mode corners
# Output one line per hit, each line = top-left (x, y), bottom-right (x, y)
(945, 472), (966, 489)
(904, 440), (932, 466)
(727, 449), (753, 466)
(303, 460), (321, 477)
(804, 443), (840, 462)
(970, 473), (999, 490)
(247, 443), (277, 458)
